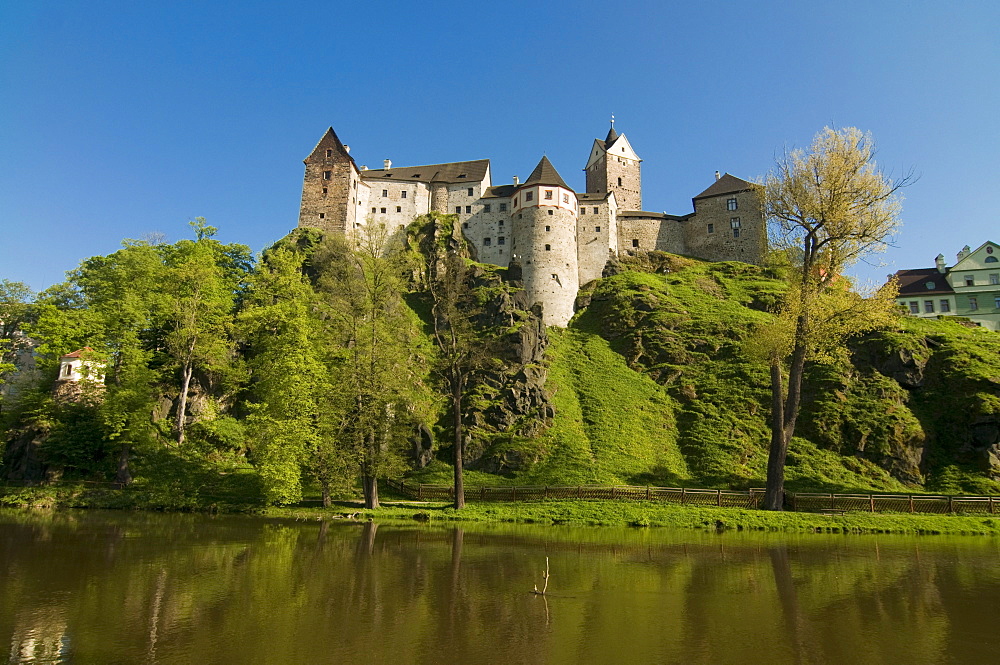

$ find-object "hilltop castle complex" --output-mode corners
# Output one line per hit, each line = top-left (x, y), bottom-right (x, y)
(298, 122), (765, 325)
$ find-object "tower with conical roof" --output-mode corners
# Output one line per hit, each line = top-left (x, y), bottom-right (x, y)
(511, 156), (579, 326)
(584, 117), (642, 211)
(298, 127), (363, 234)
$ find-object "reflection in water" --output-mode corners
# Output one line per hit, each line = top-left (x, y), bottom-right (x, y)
(2, 511), (1000, 664)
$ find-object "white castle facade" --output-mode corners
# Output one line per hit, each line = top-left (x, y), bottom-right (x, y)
(298, 122), (765, 326)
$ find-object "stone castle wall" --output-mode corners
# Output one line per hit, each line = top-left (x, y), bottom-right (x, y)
(684, 188), (765, 264)
(512, 197), (579, 326)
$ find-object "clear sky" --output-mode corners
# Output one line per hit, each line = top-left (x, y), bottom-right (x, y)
(2, 0), (997, 293)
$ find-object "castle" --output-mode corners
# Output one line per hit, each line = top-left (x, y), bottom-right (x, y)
(298, 121), (766, 325)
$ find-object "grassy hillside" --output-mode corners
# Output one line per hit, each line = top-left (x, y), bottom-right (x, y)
(416, 253), (1000, 494)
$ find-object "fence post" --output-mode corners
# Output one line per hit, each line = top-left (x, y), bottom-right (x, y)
(870, 494), (875, 513)
(948, 495), (954, 513)
(481, 486), (486, 501)
(830, 493), (836, 510)
(909, 494), (914, 513)
(647, 486), (652, 500)
(991, 496), (994, 515)
(577, 486), (582, 499)
(681, 487), (687, 505)
(611, 486), (617, 500)
(512, 486), (517, 501)
(717, 489), (722, 506)
(791, 492), (797, 512)
(544, 486), (548, 499)
(418, 485), (423, 501)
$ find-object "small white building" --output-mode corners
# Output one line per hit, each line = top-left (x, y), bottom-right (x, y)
(56, 348), (105, 384)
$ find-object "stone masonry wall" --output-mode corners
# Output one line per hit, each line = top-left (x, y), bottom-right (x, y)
(683, 189), (765, 264)
(299, 160), (357, 234)
(577, 198), (616, 285)
(512, 201), (579, 326)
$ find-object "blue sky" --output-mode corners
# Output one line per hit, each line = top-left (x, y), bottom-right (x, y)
(2, 0), (998, 293)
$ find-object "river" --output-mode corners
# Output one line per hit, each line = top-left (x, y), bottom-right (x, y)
(2, 510), (998, 664)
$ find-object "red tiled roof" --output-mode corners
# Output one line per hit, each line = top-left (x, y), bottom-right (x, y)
(61, 346), (95, 359)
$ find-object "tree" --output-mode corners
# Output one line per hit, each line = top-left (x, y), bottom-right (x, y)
(316, 224), (424, 509)
(0, 280), (35, 393)
(163, 219), (248, 446)
(758, 127), (905, 510)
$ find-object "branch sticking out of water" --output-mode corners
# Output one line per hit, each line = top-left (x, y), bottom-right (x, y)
(532, 557), (550, 595)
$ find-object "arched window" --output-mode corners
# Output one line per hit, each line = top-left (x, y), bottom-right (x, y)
(986, 256), (998, 263)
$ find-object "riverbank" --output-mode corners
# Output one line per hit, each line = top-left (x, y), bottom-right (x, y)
(4, 484), (1000, 535)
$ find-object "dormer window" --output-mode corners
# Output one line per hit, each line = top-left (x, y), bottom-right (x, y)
(965, 275), (975, 286)
(925, 281), (936, 290)
(457, 174), (467, 178)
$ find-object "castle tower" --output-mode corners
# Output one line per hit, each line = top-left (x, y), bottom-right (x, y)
(584, 118), (642, 211)
(511, 156), (579, 327)
(298, 127), (362, 234)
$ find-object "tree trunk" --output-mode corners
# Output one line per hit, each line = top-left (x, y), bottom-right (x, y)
(116, 442), (132, 486)
(322, 480), (331, 508)
(176, 360), (194, 446)
(453, 371), (465, 509)
(362, 474), (379, 509)
(764, 361), (788, 510)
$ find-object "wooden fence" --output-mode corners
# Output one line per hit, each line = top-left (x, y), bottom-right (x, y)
(386, 480), (1000, 515)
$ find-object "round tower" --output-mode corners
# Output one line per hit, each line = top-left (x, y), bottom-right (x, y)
(510, 156), (579, 327)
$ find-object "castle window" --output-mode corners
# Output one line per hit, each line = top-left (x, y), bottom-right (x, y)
(593, 207), (598, 214)
(925, 300), (935, 313)
(518, 214), (522, 219)
(969, 297), (979, 310)
(326, 149), (333, 158)
(595, 226), (601, 232)
(526, 192), (534, 202)
(545, 244), (551, 251)
(468, 187), (474, 196)
(580, 208), (586, 215)
(499, 203), (507, 212)
(323, 171), (332, 180)
(908, 301), (919, 314)
(632, 239), (639, 248)
(708, 223), (714, 233)
(727, 198), (738, 211)
(396, 206), (401, 213)
(733, 228), (741, 238)
(318, 213), (325, 219)
(730, 217), (741, 229)
(965, 275), (975, 286)
(545, 190), (553, 200)
(617, 177), (622, 186)
(456, 207), (462, 214)
(991, 274), (999, 285)
(382, 189), (388, 197)
(498, 236), (505, 245)
(458, 174), (467, 178)
(563, 194), (569, 203)
(545, 226), (551, 232)
(401, 191), (407, 198)
(499, 220), (504, 226)
(484, 238), (492, 246)
(372, 207), (377, 213)
(548, 210), (554, 215)
(994, 296), (1000, 309)
(463, 222), (468, 229)
(412, 174), (421, 178)
(987, 256), (999, 263)
(466, 206), (472, 213)
(484, 204), (491, 213)
(400, 224), (405, 230)
(941, 300), (951, 312)
(380, 208), (387, 214)
(322, 187), (328, 195)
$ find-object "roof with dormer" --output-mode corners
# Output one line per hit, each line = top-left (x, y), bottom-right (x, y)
(693, 173), (756, 200)
(360, 159), (490, 184)
(894, 269), (955, 296)
(522, 156), (572, 190)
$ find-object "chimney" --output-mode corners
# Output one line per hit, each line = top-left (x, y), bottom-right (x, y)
(513, 175), (519, 186)
(384, 159), (392, 170)
(361, 165), (368, 171)
(714, 170), (721, 181)
(936, 253), (947, 273)
(343, 145), (350, 153)
(958, 245), (971, 262)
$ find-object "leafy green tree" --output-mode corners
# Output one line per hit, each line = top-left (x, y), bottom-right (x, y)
(240, 247), (324, 504)
(0, 280), (35, 396)
(757, 127), (905, 510)
(315, 224), (426, 509)
(163, 219), (249, 445)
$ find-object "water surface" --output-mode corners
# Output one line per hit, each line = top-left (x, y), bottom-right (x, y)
(2, 510), (998, 664)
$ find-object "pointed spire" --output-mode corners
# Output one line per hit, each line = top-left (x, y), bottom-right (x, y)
(605, 114), (619, 145)
(523, 156), (571, 190)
